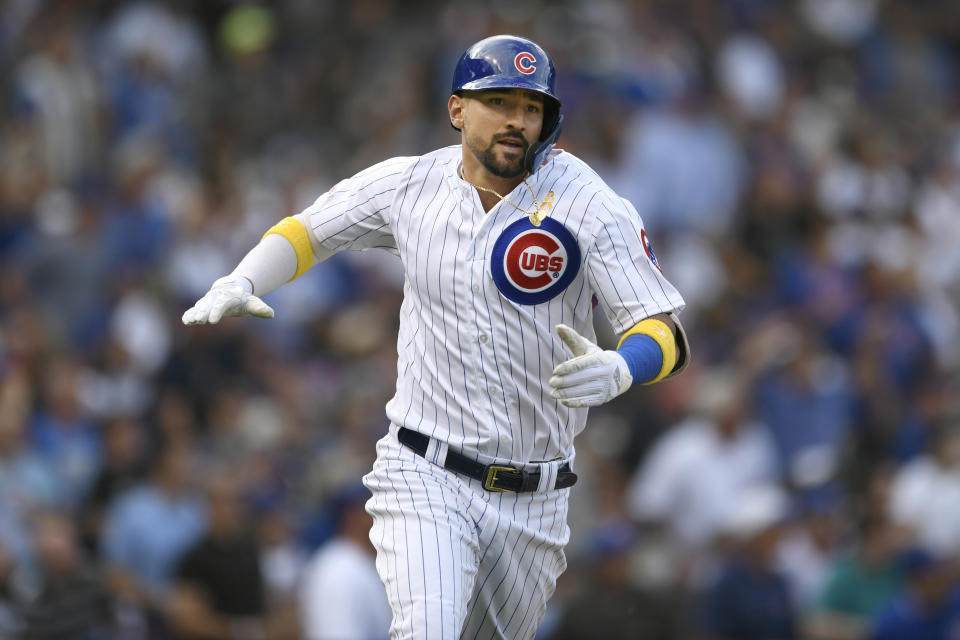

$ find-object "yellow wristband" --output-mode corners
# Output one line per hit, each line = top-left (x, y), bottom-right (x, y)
(263, 217), (313, 282)
(617, 318), (677, 385)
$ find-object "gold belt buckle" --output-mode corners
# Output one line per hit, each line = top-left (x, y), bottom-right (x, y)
(484, 465), (519, 492)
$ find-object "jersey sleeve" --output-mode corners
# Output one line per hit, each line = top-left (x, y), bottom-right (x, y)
(585, 194), (685, 334)
(294, 157), (411, 261)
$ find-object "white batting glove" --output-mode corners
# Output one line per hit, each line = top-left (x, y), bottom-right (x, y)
(549, 324), (632, 408)
(181, 275), (275, 325)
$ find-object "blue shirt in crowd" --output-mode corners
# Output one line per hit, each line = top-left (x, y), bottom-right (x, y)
(101, 484), (206, 595)
(700, 560), (797, 640)
(870, 586), (960, 640)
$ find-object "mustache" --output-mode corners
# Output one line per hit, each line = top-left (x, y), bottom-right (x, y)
(493, 132), (529, 149)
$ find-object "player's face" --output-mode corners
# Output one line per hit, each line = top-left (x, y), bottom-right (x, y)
(458, 89), (545, 178)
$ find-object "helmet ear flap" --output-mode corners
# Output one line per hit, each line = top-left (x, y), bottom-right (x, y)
(539, 98), (560, 143)
(525, 111), (563, 174)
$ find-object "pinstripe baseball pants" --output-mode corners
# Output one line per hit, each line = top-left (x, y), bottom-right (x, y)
(363, 425), (570, 640)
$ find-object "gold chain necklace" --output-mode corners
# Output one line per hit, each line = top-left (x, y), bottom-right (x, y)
(460, 167), (555, 226)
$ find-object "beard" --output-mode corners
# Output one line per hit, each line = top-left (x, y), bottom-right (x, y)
(465, 131), (530, 178)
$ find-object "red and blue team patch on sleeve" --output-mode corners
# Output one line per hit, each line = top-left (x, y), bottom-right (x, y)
(641, 229), (663, 274)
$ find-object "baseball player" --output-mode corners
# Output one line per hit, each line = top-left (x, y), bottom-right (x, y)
(183, 34), (689, 639)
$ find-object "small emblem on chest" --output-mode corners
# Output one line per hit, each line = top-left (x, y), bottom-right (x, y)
(529, 190), (555, 227)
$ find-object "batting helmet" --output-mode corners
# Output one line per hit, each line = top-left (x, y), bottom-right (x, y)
(452, 35), (563, 174)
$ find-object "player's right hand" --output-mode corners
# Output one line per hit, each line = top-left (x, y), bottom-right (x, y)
(549, 324), (632, 408)
(181, 275), (274, 325)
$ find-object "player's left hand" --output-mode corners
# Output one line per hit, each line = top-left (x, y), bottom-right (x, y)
(549, 324), (632, 408)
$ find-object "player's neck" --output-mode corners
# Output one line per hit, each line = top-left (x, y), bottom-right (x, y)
(460, 162), (525, 213)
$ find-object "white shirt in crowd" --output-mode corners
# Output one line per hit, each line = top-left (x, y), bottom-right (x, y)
(299, 538), (391, 640)
(626, 416), (777, 548)
(888, 457), (960, 555)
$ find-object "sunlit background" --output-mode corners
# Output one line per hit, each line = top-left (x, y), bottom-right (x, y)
(2, 1), (960, 638)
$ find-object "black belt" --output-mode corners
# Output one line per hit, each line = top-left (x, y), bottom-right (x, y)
(398, 427), (577, 492)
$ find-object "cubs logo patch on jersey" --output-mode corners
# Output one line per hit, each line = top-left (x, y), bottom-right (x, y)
(491, 217), (581, 305)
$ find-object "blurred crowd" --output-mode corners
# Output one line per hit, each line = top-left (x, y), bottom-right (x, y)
(1, 0), (960, 638)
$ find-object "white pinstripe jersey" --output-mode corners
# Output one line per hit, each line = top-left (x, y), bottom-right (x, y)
(298, 145), (684, 465)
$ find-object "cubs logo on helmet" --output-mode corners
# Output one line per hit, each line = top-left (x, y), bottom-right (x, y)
(491, 218), (581, 305)
(514, 52), (536, 74)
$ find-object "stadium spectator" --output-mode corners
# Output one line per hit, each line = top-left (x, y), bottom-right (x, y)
(167, 471), (296, 640)
(625, 367), (777, 552)
(776, 486), (845, 614)
(101, 442), (206, 634)
(868, 550), (960, 640)
(12, 9), (100, 184)
(807, 514), (910, 640)
(80, 415), (149, 552)
(752, 330), (855, 481)
(698, 484), (798, 640)
(551, 521), (682, 640)
(298, 483), (390, 640)
(30, 355), (102, 506)
(614, 85), (747, 239)
(888, 419), (960, 556)
(17, 510), (115, 639)
(0, 542), (23, 638)
(0, 369), (63, 567)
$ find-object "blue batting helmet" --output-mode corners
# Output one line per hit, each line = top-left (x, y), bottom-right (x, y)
(452, 35), (563, 174)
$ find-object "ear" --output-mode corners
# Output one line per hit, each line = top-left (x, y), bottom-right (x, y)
(448, 94), (465, 130)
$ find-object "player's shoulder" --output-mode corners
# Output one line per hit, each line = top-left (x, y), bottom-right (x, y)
(545, 150), (622, 202)
(413, 145), (462, 176)
(543, 150), (636, 221)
